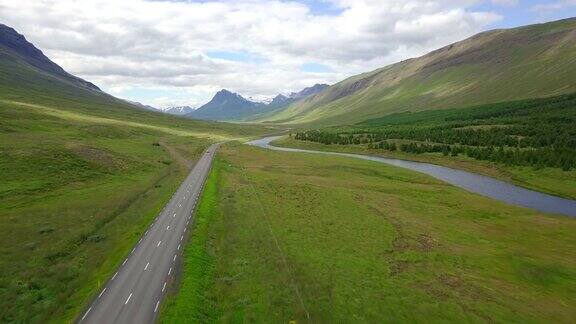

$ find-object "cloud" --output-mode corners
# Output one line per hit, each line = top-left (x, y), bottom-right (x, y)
(491, 0), (519, 7)
(0, 0), (501, 107)
(531, 0), (576, 12)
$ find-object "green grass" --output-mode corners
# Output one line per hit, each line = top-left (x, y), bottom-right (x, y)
(163, 143), (576, 322)
(0, 54), (269, 321)
(275, 136), (576, 200)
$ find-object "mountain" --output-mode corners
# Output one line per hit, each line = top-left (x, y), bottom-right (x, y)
(268, 94), (292, 109)
(267, 83), (329, 110)
(289, 83), (329, 99)
(185, 83), (330, 121)
(0, 23), (156, 115)
(163, 106), (195, 116)
(186, 89), (267, 121)
(124, 100), (158, 112)
(260, 18), (576, 126)
(0, 24), (100, 92)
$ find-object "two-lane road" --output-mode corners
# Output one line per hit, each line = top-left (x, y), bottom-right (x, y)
(79, 143), (219, 323)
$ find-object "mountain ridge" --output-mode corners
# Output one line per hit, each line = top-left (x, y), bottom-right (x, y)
(259, 17), (576, 126)
(0, 23), (101, 92)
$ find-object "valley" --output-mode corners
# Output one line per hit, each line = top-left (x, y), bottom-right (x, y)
(0, 8), (575, 324)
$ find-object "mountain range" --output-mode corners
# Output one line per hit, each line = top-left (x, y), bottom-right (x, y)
(180, 84), (328, 121)
(3, 17), (575, 127)
(259, 17), (576, 126)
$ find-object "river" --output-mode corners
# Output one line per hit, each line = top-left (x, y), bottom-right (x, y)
(247, 136), (576, 217)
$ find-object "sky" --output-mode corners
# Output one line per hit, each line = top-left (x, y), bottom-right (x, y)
(0, 0), (575, 108)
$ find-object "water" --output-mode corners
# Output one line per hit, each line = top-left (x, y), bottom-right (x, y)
(247, 136), (576, 217)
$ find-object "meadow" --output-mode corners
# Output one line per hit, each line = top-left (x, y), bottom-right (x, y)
(162, 142), (576, 322)
(0, 97), (267, 322)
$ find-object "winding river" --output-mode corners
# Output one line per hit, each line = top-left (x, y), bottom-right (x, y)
(248, 136), (576, 217)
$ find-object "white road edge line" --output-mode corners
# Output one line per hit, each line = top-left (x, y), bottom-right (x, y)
(122, 259), (127, 266)
(177, 244), (180, 250)
(173, 254), (176, 261)
(98, 287), (107, 299)
(154, 300), (160, 313)
(162, 282), (166, 292)
(112, 272), (118, 280)
(157, 240), (162, 247)
(81, 307), (92, 321)
(125, 292), (133, 304)
(168, 267), (172, 275)
(144, 262), (150, 271)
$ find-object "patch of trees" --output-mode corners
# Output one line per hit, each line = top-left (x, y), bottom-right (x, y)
(294, 94), (576, 170)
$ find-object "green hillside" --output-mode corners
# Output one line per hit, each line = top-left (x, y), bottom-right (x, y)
(260, 18), (576, 126)
(0, 26), (267, 322)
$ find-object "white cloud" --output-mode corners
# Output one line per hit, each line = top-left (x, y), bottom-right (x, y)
(491, 0), (519, 7)
(531, 0), (576, 12)
(0, 0), (501, 107)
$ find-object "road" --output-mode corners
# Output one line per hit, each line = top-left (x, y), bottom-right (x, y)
(79, 143), (219, 324)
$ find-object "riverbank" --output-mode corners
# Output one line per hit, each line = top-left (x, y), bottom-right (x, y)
(273, 136), (576, 201)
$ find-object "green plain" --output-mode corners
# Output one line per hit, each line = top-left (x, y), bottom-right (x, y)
(162, 142), (576, 322)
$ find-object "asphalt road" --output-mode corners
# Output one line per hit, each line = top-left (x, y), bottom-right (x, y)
(79, 143), (219, 324)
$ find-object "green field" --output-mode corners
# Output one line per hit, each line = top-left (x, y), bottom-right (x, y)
(162, 143), (576, 322)
(0, 95), (268, 323)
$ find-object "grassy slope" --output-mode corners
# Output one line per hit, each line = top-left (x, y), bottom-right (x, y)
(260, 18), (576, 126)
(0, 47), (268, 322)
(274, 136), (576, 200)
(162, 143), (576, 323)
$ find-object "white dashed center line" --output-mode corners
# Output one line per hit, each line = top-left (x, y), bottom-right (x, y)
(125, 292), (133, 304)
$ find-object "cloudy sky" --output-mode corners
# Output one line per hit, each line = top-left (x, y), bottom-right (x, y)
(1, 0), (575, 108)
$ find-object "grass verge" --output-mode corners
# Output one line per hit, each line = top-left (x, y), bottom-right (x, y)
(161, 157), (221, 322)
